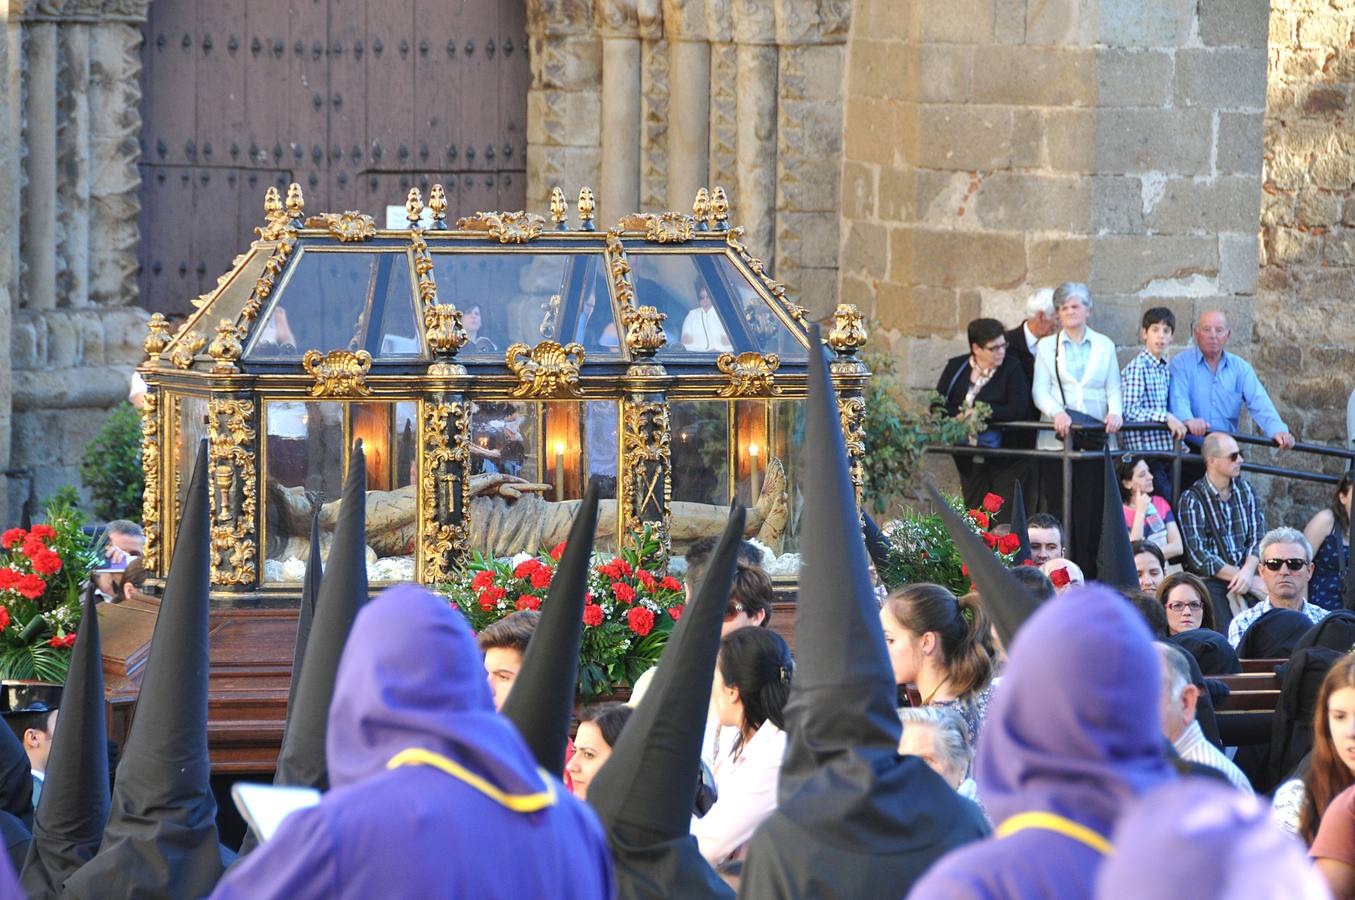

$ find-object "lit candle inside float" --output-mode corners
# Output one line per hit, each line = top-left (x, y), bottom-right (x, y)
(555, 441), (566, 502)
(748, 442), (760, 501)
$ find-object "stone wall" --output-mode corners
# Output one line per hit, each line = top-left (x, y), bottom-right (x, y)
(4, 1), (150, 516)
(1257, 0), (1355, 516)
(525, 0), (850, 318)
(839, 0), (1270, 391)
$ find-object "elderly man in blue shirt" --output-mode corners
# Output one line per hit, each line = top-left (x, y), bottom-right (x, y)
(1169, 310), (1296, 450)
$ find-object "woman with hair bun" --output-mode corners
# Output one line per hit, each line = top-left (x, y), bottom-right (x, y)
(692, 626), (793, 866)
(880, 583), (994, 746)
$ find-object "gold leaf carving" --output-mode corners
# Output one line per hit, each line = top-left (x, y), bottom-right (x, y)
(207, 397), (257, 586)
(716, 351), (782, 398)
(140, 389), (161, 572)
(169, 331), (207, 369)
(504, 341), (585, 398)
(418, 401), (471, 582)
(307, 211), (377, 242)
(828, 304), (868, 356)
(144, 312), (171, 356)
(302, 349), (373, 397)
(208, 319), (244, 373)
(454, 210), (546, 243)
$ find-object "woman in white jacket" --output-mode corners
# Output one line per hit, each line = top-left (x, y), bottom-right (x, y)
(1030, 282), (1123, 575)
(691, 626), (793, 866)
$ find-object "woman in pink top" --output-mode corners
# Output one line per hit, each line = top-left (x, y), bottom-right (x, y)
(1119, 455), (1184, 562)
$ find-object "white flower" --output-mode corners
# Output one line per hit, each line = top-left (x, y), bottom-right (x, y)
(281, 556), (307, 582)
(509, 552), (535, 570)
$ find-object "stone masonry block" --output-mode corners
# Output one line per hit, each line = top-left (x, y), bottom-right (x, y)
(1144, 176), (1262, 235)
(841, 161), (877, 220)
(1086, 293), (1144, 345)
(1092, 109), (1213, 176)
(1029, 236), (1092, 287)
(971, 46), (1096, 107)
(1322, 230), (1355, 266)
(795, 268), (839, 321)
(919, 0), (995, 44)
(840, 220), (889, 279)
(914, 105), (1013, 170)
(780, 44), (843, 103)
(1043, 109), (1094, 174)
(1198, 0), (1269, 47)
(1174, 49), (1268, 111)
(1097, 50), (1173, 108)
(1090, 234), (1219, 295)
(1311, 154), (1355, 190)
(994, 0), (1025, 43)
(778, 211), (841, 268)
(527, 89), (602, 147)
(877, 282), (964, 336)
(1297, 15), (1352, 51)
(918, 44), (973, 104)
(1219, 233), (1261, 295)
(1091, 176), (1145, 234)
(878, 165), (920, 223)
(972, 172), (1092, 232)
(904, 227), (1028, 290)
(1216, 113), (1265, 175)
(533, 35), (602, 90)
(845, 96), (904, 168)
(1296, 191), (1344, 228)
(1097, 0), (1196, 49)
(853, 0), (917, 43)
(849, 38), (913, 100)
(1025, 0), (1098, 46)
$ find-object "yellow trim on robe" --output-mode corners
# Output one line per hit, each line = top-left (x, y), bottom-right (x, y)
(386, 747), (557, 813)
(995, 811), (1113, 856)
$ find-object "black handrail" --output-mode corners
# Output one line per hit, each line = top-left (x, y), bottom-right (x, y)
(925, 420), (1354, 531)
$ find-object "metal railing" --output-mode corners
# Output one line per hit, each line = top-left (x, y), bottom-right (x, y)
(926, 420), (1354, 531)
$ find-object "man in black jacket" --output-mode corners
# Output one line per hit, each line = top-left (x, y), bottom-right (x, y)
(1004, 288), (1058, 513)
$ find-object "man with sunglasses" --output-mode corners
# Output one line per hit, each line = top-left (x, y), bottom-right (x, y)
(1225, 527), (1327, 648)
(1179, 432), (1266, 632)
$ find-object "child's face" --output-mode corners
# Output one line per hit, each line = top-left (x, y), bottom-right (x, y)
(1141, 321), (1173, 357)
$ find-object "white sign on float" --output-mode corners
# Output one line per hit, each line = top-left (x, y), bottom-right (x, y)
(385, 205), (435, 230)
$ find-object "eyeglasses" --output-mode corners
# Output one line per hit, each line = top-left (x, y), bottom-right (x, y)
(723, 601), (746, 622)
(1166, 601), (1204, 613)
(1226, 451), (1243, 462)
(1262, 558), (1308, 572)
(982, 341), (1007, 352)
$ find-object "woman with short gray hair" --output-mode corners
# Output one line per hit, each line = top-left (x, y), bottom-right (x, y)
(898, 706), (986, 821)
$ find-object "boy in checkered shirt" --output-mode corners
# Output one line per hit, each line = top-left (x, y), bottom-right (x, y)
(1120, 307), (1187, 497)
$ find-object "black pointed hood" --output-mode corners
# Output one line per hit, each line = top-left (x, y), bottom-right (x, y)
(0, 707), (32, 832)
(275, 442), (368, 791)
(929, 480), (1041, 651)
(502, 482), (600, 777)
(1098, 448), (1139, 591)
(20, 586), (109, 898)
(587, 502), (745, 900)
(286, 502), (324, 716)
(1010, 478), (1033, 564)
(738, 329), (987, 899)
(64, 439), (222, 899)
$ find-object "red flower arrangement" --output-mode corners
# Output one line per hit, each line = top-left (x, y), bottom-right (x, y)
(876, 491), (1025, 597)
(444, 524), (685, 699)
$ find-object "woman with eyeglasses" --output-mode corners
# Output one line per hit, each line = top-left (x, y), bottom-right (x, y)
(879, 584), (993, 748)
(1304, 473), (1353, 612)
(1118, 454), (1184, 562)
(1272, 653), (1355, 842)
(1156, 571), (1219, 636)
(692, 626), (793, 866)
(934, 317), (1033, 510)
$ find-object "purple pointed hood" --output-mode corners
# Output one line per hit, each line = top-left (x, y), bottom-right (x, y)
(975, 586), (1172, 836)
(325, 584), (545, 799)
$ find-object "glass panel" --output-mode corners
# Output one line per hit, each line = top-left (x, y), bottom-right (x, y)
(246, 249), (419, 360)
(169, 395), (210, 561)
(471, 400), (540, 481)
(568, 258), (623, 356)
(628, 253), (742, 354)
(184, 248), (273, 339)
(431, 253), (601, 355)
(718, 256), (808, 361)
(263, 400), (418, 584)
(671, 401), (730, 509)
(766, 400), (805, 559)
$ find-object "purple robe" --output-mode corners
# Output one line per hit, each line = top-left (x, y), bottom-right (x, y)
(911, 588), (1173, 899)
(212, 585), (613, 900)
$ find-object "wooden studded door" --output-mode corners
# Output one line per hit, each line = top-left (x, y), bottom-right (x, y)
(137, 0), (529, 316)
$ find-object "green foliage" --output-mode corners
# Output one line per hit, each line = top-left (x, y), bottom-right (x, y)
(79, 402), (144, 523)
(0, 644), (70, 682)
(861, 341), (988, 516)
(876, 494), (1017, 595)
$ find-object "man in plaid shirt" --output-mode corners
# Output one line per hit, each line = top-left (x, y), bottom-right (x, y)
(1178, 432), (1266, 632)
(1120, 307), (1187, 497)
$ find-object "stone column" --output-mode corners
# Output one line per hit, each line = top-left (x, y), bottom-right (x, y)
(59, 19), (93, 309)
(706, 4), (737, 192)
(732, 1), (777, 264)
(666, 40), (710, 210)
(599, 0), (642, 223)
(22, 20), (58, 312)
(0, 10), (17, 524)
(637, 2), (669, 210)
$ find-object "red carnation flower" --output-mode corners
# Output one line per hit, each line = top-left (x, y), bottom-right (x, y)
(478, 594), (495, 611)
(550, 541), (567, 561)
(513, 559), (540, 580)
(471, 570), (496, 591)
(582, 604), (604, 627)
(16, 574), (45, 600)
(530, 567), (552, 589)
(515, 594), (541, 611)
(998, 533), (1022, 555)
(981, 532), (999, 549)
(0, 608), (9, 631)
(626, 606), (655, 637)
(48, 633), (76, 650)
(968, 509), (990, 529)
(0, 568), (19, 591)
(610, 558), (633, 578)
(669, 604), (685, 622)
(31, 549), (62, 577)
(1049, 567), (1071, 588)
(636, 569), (657, 592)
(613, 582), (637, 604)
(660, 576), (682, 592)
(20, 537), (45, 559)
(982, 492), (1004, 514)
(0, 529), (25, 550)
(30, 524), (56, 541)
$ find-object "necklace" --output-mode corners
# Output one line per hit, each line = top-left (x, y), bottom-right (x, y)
(921, 674), (952, 706)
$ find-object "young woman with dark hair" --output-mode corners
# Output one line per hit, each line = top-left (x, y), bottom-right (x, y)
(565, 702), (633, 802)
(1304, 473), (1352, 612)
(879, 583), (993, 746)
(1118, 454), (1184, 562)
(1156, 571), (1218, 636)
(1273, 653), (1355, 842)
(691, 626), (793, 866)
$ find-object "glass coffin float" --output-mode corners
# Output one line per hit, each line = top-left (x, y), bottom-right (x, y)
(137, 184), (870, 602)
